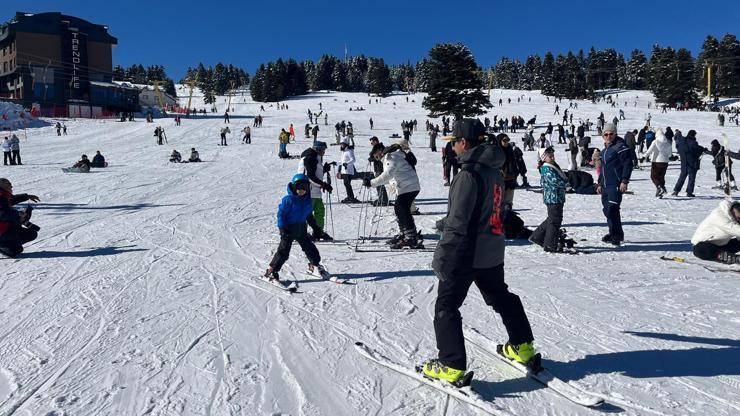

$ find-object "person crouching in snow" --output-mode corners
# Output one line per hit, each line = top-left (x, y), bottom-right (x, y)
(529, 147), (568, 252)
(691, 200), (740, 265)
(265, 173), (331, 283)
(363, 142), (421, 249)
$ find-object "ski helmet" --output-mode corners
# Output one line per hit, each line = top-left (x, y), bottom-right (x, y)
(291, 173), (309, 185)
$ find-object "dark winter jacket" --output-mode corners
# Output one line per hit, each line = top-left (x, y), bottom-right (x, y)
(276, 183), (313, 230)
(540, 162), (568, 204)
(0, 191), (30, 236)
(442, 141), (458, 165)
(300, 148), (325, 186)
(684, 137), (706, 170)
(91, 154), (106, 167)
(598, 137), (633, 188)
(433, 144), (506, 280)
(624, 131), (636, 149)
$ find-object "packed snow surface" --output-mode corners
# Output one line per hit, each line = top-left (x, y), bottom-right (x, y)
(0, 88), (738, 416)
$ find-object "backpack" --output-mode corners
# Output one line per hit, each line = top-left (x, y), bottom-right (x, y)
(404, 151), (417, 169)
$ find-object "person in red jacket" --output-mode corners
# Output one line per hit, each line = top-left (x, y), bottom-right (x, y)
(0, 178), (40, 257)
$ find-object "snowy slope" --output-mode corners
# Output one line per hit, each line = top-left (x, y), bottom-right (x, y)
(0, 89), (738, 416)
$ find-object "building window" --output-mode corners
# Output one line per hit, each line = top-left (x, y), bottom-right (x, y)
(3, 62), (7, 73)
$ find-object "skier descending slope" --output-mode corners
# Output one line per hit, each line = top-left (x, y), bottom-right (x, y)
(422, 119), (536, 383)
(264, 174), (331, 285)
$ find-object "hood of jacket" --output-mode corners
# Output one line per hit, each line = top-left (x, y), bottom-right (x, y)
(457, 144), (505, 171)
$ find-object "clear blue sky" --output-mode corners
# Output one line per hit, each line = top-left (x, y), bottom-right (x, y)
(4, 0), (740, 81)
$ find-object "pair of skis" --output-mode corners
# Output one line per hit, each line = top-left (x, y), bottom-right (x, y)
(355, 329), (604, 415)
(255, 266), (351, 293)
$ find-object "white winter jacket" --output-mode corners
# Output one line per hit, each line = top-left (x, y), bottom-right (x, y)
(370, 148), (420, 195)
(341, 148), (356, 176)
(1, 139), (10, 152)
(691, 199), (740, 246)
(644, 130), (672, 164)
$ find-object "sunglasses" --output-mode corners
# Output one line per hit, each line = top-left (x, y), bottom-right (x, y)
(602, 132), (616, 137)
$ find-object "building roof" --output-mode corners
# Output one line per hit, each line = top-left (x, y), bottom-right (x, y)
(0, 12), (117, 44)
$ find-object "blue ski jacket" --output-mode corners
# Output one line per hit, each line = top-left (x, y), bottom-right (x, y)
(599, 137), (633, 188)
(277, 183), (313, 229)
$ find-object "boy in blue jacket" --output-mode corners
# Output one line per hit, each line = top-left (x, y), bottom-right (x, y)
(265, 173), (328, 283)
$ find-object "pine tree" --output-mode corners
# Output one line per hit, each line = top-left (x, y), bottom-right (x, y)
(520, 55), (543, 90)
(621, 49), (648, 89)
(365, 57), (393, 97)
(422, 43), (492, 119)
(717, 33), (740, 96)
(331, 61), (348, 91)
(414, 58), (433, 92)
(314, 55), (336, 91)
(541, 52), (556, 96)
(346, 55), (368, 92)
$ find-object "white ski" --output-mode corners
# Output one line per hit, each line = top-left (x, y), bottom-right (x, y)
(254, 275), (298, 292)
(464, 327), (604, 408)
(353, 342), (513, 416)
(306, 264), (350, 284)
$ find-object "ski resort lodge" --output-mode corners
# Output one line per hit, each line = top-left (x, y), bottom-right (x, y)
(0, 12), (139, 117)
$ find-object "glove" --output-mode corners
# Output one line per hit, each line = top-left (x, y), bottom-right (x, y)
(323, 162), (332, 172)
(362, 178), (372, 188)
(320, 182), (333, 193)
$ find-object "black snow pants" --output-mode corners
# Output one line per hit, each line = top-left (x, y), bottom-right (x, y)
(395, 190), (419, 238)
(434, 264), (534, 370)
(0, 226), (38, 257)
(529, 203), (564, 250)
(269, 223), (320, 271)
(693, 239), (740, 261)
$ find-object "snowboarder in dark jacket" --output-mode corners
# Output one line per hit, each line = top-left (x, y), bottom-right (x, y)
(596, 123), (633, 245)
(420, 119), (535, 383)
(0, 178), (40, 257)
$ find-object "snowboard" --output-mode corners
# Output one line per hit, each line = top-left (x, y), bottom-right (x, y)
(61, 167), (89, 173)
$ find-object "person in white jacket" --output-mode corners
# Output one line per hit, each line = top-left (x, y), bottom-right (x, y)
(364, 143), (422, 248)
(691, 199), (740, 264)
(338, 139), (360, 203)
(644, 128), (673, 197)
(2, 137), (12, 165)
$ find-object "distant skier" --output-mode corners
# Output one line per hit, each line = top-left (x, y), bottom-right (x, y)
(442, 139), (459, 186)
(224, 111), (230, 123)
(0, 178), (40, 258)
(9, 134), (21, 165)
(2, 136), (11, 165)
(278, 128), (290, 158)
(220, 126), (230, 146)
(264, 173), (331, 284)
(692, 200), (740, 264)
(709, 139), (736, 191)
(242, 126), (251, 144)
(421, 119), (536, 383)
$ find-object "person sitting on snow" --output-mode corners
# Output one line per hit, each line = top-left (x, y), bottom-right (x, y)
(70, 155), (91, 172)
(189, 148), (201, 163)
(170, 149), (182, 163)
(0, 178), (40, 257)
(91, 151), (107, 168)
(691, 200), (740, 265)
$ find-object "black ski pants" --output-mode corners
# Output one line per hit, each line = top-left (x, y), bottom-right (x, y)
(673, 162), (697, 194)
(269, 223), (320, 271)
(3, 151), (12, 165)
(601, 186), (624, 241)
(715, 166), (735, 182)
(11, 150), (21, 165)
(0, 226), (38, 257)
(530, 203), (563, 250)
(693, 239), (740, 261)
(434, 264), (534, 370)
(395, 190), (418, 238)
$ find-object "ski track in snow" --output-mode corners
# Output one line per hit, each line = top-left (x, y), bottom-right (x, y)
(0, 88), (738, 415)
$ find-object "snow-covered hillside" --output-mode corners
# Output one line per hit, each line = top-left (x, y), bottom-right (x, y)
(0, 89), (738, 416)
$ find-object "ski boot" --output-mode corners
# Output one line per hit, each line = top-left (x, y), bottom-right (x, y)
(717, 251), (740, 265)
(386, 233), (404, 245)
(341, 197), (361, 204)
(390, 238), (424, 250)
(313, 231), (333, 242)
(420, 359), (466, 384)
(501, 341), (537, 365)
(307, 263), (331, 280)
(264, 267), (280, 283)
(443, 181), (450, 187)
